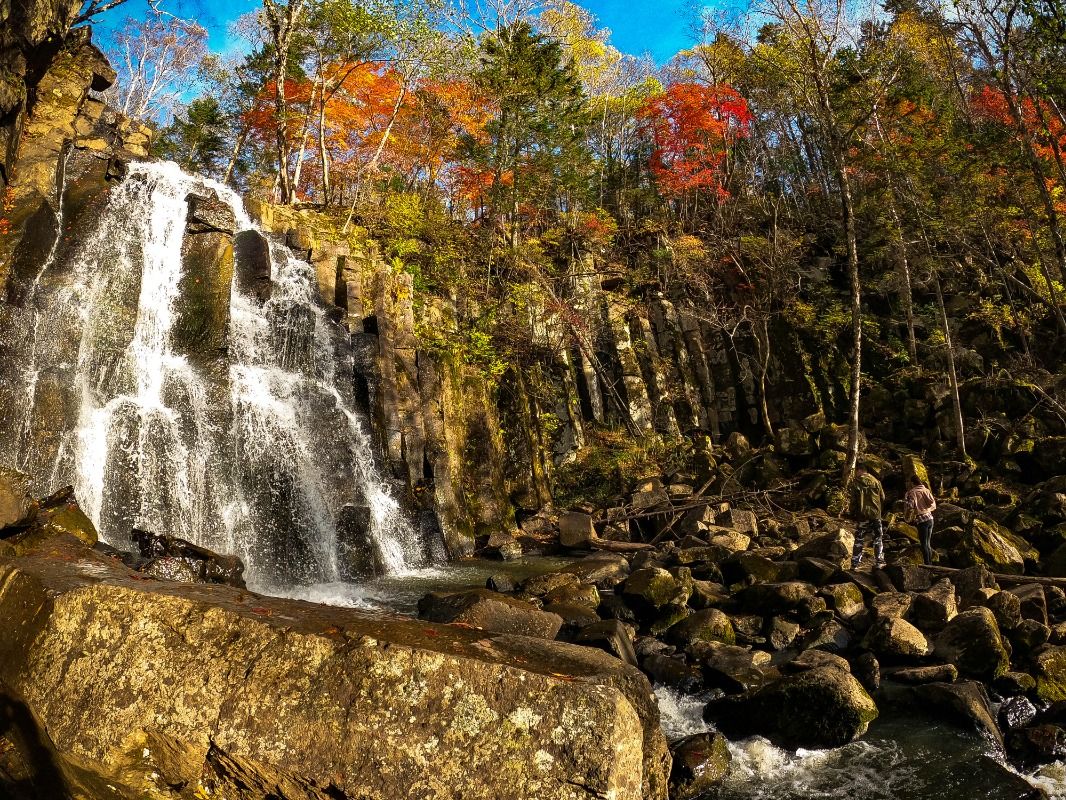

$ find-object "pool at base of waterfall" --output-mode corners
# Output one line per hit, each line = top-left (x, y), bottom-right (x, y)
(266, 556), (575, 617)
(655, 685), (1066, 799)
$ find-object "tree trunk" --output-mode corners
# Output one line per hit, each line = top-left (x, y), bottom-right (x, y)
(837, 160), (863, 485)
(934, 272), (968, 460)
(222, 125), (248, 187)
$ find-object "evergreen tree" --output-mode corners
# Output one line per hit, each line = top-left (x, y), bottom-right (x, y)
(155, 97), (229, 175)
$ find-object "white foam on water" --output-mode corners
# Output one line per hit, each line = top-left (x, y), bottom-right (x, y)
(654, 685), (713, 742)
(1014, 760), (1066, 799)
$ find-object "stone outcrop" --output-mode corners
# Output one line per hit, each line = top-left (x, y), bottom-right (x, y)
(0, 536), (670, 800)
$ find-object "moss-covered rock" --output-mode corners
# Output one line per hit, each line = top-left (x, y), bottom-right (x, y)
(706, 666), (878, 749)
(934, 607), (1010, 681)
(666, 608), (736, 648)
(953, 517), (1039, 574)
(1034, 646), (1066, 703)
(669, 732), (732, 800)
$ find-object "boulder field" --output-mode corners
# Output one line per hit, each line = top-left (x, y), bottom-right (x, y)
(0, 535), (670, 800)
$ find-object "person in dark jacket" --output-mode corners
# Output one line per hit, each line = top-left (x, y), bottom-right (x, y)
(904, 475), (938, 565)
(850, 464), (886, 570)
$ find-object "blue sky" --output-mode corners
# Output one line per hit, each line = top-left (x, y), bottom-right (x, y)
(92, 0), (697, 65)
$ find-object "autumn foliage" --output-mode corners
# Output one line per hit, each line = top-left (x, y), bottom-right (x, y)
(637, 82), (752, 199)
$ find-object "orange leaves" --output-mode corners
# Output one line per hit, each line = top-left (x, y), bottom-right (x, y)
(636, 82), (752, 199)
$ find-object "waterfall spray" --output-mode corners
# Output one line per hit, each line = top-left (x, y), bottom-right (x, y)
(0, 161), (434, 588)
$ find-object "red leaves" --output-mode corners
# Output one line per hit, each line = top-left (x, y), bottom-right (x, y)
(637, 82), (752, 199)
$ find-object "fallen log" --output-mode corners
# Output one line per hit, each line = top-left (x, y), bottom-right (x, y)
(589, 535), (655, 553)
(917, 563), (1066, 591)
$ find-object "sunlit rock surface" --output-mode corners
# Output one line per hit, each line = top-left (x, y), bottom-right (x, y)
(0, 536), (669, 800)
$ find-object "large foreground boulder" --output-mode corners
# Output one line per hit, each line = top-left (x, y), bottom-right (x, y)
(704, 665), (878, 749)
(0, 537), (669, 800)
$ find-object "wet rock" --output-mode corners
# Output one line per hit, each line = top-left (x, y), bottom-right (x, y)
(695, 643), (772, 693)
(8, 488), (97, 556)
(669, 732), (731, 800)
(143, 556), (199, 583)
(131, 529), (245, 588)
(1000, 696), (1039, 731)
(0, 468), (34, 530)
(641, 654), (704, 694)
(863, 617), (929, 660)
(576, 620), (638, 667)
(705, 666), (878, 750)
(0, 536), (669, 800)
(1006, 725), (1066, 770)
(418, 589), (564, 640)
(483, 530), (522, 560)
(908, 681), (1003, 750)
(186, 192), (236, 234)
(667, 608), (735, 648)
(934, 607), (1010, 681)
(558, 511), (596, 549)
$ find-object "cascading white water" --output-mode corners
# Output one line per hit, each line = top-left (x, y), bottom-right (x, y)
(1, 161), (433, 588)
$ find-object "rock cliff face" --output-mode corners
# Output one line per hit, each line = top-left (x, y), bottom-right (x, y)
(0, 535), (670, 800)
(0, 1), (150, 303)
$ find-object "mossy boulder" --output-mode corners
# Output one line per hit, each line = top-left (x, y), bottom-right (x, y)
(669, 732), (732, 800)
(666, 608), (736, 648)
(934, 607), (1010, 681)
(9, 491), (97, 556)
(1034, 646), (1066, 703)
(953, 517), (1038, 575)
(705, 666), (878, 749)
(623, 567), (690, 610)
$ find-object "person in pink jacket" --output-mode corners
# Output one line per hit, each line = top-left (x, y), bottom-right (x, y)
(904, 475), (938, 565)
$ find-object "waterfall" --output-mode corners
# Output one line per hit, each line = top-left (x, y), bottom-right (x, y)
(0, 161), (434, 588)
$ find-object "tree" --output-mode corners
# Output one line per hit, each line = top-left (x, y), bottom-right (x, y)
(262, 0), (310, 203)
(154, 97), (228, 174)
(104, 10), (208, 123)
(465, 21), (590, 248)
(637, 82), (752, 209)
